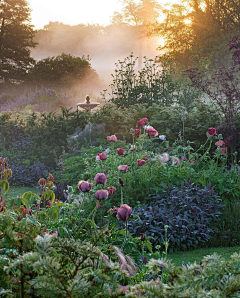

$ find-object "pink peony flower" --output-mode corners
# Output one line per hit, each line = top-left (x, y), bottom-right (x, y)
(137, 159), (146, 166)
(118, 165), (128, 172)
(147, 127), (158, 137)
(221, 147), (227, 153)
(141, 118), (148, 124)
(107, 186), (116, 195)
(94, 173), (107, 184)
(134, 129), (140, 136)
(215, 140), (225, 147)
(98, 152), (107, 160)
(94, 189), (109, 200)
(208, 127), (217, 136)
(137, 119), (145, 127)
(107, 135), (117, 142)
(117, 148), (125, 155)
(116, 204), (132, 223)
(78, 181), (93, 192)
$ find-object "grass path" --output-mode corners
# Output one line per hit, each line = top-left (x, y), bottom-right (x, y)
(149, 246), (240, 267)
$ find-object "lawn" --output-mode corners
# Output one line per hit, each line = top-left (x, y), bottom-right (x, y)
(5, 185), (39, 199)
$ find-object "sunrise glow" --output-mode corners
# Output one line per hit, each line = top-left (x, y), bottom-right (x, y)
(28, 0), (180, 29)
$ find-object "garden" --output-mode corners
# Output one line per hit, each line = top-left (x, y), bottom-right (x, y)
(1, 35), (240, 297)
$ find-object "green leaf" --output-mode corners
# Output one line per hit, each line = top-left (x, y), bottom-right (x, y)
(17, 197), (22, 208)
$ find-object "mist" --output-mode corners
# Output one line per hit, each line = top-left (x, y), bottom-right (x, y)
(31, 22), (163, 97)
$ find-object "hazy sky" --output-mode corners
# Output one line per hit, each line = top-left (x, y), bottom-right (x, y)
(28, 0), (177, 29)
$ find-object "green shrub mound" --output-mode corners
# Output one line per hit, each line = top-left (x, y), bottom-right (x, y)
(129, 252), (240, 297)
(128, 181), (223, 250)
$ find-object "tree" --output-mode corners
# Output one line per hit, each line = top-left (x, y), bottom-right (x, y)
(116, 0), (161, 26)
(0, 0), (36, 84)
(28, 53), (99, 88)
(153, 0), (240, 68)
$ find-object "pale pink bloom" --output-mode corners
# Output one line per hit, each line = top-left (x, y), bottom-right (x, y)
(94, 173), (107, 184)
(107, 186), (116, 195)
(107, 135), (117, 142)
(137, 159), (146, 166)
(116, 204), (132, 223)
(221, 147), (227, 153)
(78, 181), (93, 192)
(117, 148), (125, 155)
(147, 127), (158, 137)
(118, 165), (128, 172)
(215, 140), (225, 147)
(98, 152), (107, 160)
(94, 189), (109, 200)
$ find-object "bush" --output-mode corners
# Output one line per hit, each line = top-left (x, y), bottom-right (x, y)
(128, 181), (223, 251)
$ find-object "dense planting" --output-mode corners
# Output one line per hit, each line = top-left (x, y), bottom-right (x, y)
(129, 181), (223, 250)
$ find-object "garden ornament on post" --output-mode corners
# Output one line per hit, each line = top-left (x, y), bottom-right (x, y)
(76, 95), (100, 146)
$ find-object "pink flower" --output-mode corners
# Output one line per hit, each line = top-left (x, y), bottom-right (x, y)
(215, 140), (225, 147)
(130, 145), (137, 150)
(107, 186), (116, 195)
(98, 152), (107, 160)
(116, 204), (132, 223)
(78, 181), (93, 192)
(137, 159), (146, 166)
(118, 165), (128, 172)
(181, 156), (187, 161)
(117, 148), (125, 155)
(94, 189), (109, 200)
(137, 119), (145, 127)
(141, 118), (148, 124)
(147, 127), (158, 137)
(107, 206), (119, 217)
(120, 286), (129, 292)
(221, 147), (227, 153)
(94, 173), (107, 184)
(208, 127), (217, 136)
(107, 135), (117, 142)
(134, 129), (140, 136)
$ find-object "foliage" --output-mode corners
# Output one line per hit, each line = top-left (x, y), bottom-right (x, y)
(128, 181), (223, 251)
(116, 0), (161, 26)
(0, 107), (89, 183)
(27, 53), (99, 89)
(0, 0), (36, 85)
(186, 64), (240, 127)
(152, 0), (240, 68)
(127, 252), (240, 297)
(103, 54), (202, 108)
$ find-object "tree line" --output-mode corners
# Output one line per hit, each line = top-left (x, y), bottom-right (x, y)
(0, 0), (240, 90)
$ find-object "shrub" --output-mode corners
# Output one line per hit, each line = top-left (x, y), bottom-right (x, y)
(129, 252), (240, 297)
(128, 181), (223, 250)
(103, 55), (201, 108)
